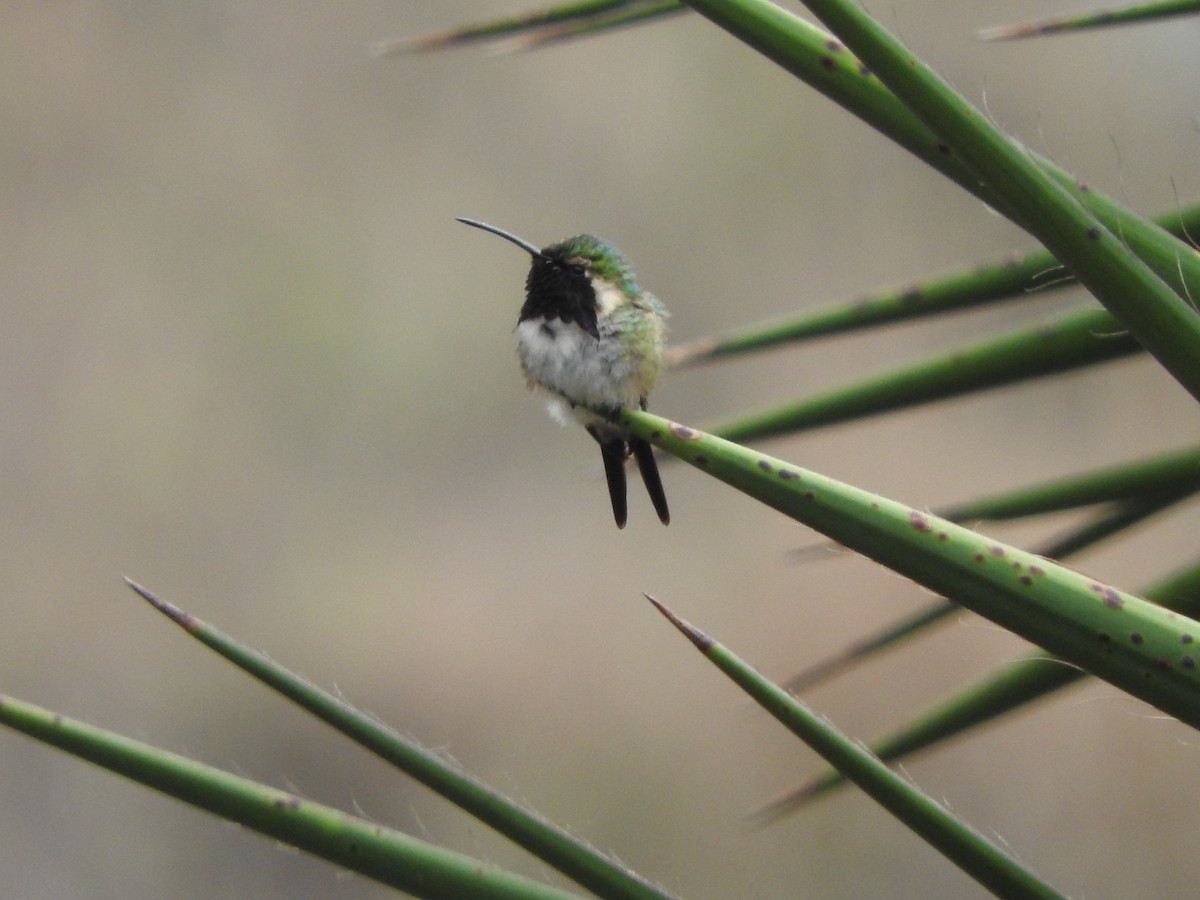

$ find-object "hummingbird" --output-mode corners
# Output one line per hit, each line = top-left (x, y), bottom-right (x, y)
(457, 217), (670, 528)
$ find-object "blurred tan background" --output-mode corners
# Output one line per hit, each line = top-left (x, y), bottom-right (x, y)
(2, 2), (1199, 897)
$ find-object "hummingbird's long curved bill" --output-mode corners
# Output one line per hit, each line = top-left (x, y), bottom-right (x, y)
(456, 217), (547, 259)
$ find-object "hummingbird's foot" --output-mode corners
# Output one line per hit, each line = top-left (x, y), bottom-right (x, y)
(596, 403), (624, 425)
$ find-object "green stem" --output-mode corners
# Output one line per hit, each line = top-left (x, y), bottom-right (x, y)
(649, 598), (1066, 899)
(0, 694), (581, 900)
(677, 0), (1200, 401)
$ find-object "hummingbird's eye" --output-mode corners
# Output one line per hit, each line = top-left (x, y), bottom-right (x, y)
(567, 263), (586, 277)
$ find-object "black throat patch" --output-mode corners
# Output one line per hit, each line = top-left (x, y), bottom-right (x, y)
(519, 256), (599, 340)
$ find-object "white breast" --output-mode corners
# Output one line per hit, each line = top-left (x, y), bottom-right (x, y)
(516, 317), (637, 416)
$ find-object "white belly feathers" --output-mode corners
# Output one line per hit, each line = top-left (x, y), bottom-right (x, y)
(515, 317), (636, 415)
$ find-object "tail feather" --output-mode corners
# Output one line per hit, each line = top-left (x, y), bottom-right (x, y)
(589, 427), (629, 529)
(631, 438), (670, 526)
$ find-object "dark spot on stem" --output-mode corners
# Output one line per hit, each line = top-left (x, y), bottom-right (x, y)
(1086, 226), (1101, 241)
(1183, 655), (1195, 670)
(757, 460), (773, 473)
(909, 511), (932, 532)
(1089, 581), (1125, 609)
(1131, 633), (1144, 644)
(779, 470), (800, 481)
(670, 422), (699, 440)
(694, 455), (709, 467)
(1183, 634), (1194, 645)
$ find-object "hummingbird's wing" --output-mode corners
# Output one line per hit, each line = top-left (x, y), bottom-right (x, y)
(630, 438), (670, 526)
(588, 426), (629, 529)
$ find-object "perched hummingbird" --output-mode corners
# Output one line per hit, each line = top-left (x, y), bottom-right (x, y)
(457, 217), (670, 528)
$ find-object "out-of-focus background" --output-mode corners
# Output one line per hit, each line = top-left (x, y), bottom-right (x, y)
(2, 3), (1199, 897)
